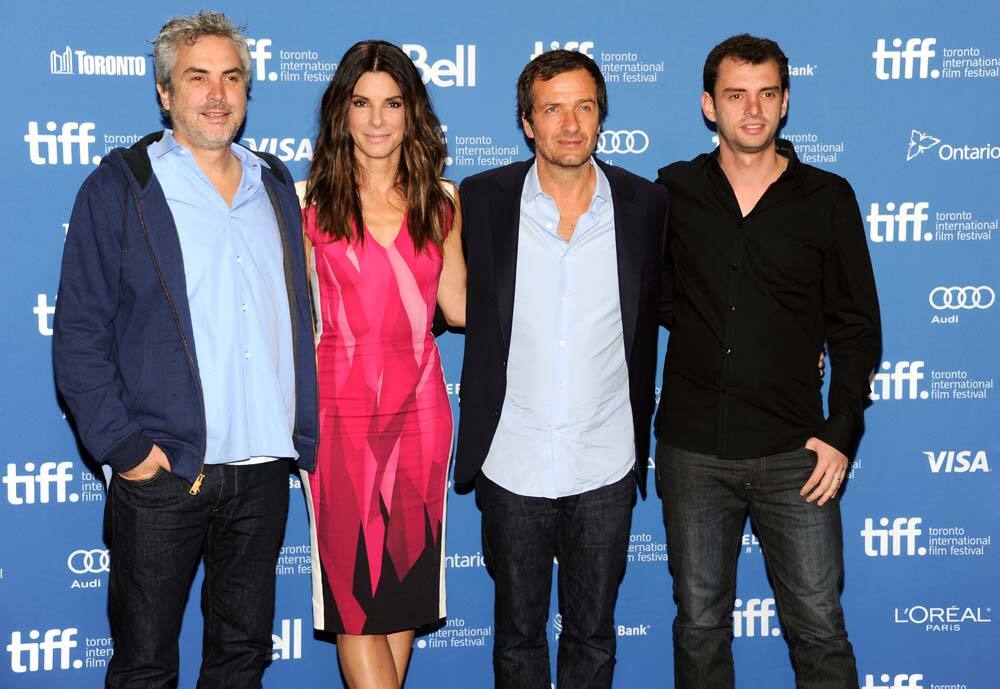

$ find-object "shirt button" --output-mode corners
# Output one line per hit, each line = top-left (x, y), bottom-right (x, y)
(546, 222), (553, 229)
(560, 256), (566, 263)
(559, 340), (566, 347)
(725, 347), (733, 356)
(558, 383), (565, 391)
(244, 350), (252, 360)
(236, 255), (243, 265)
(554, 430), (562, 437)
(730, 263), (738, 271)
(736, 221), (744, 229)
(729, 305), (736, 312)
(241, 303), (248, 312)
(561, 296), (568, 304)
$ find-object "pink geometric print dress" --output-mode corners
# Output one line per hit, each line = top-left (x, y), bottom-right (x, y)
(302, 206), (452, 634)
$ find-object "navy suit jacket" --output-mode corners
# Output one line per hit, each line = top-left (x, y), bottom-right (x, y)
(454, 157), (669, 495)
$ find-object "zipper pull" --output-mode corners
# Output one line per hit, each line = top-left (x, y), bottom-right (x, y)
(188, 472), (206, 496)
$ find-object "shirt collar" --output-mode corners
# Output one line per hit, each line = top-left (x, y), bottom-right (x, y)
(148, 129), (271, 171)
(701, 138), (803, 185)
(522, 156), (610, 206)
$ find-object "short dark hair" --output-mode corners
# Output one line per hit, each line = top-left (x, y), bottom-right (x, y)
(516, 50), (607, 125)
(703, 34), (789, 96)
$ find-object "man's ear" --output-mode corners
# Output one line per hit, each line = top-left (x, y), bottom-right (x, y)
(521, 114), (535, 141)
(156, 83), (172, 114)
(701, 91), (716, 124)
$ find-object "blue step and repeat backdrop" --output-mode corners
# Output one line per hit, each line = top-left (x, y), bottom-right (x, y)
(2, 1), (998, 687)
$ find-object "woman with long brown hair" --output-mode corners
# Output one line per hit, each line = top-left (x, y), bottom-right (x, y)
(300, 40), (465, 688)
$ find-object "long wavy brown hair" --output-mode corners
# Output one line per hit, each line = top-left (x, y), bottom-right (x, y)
(306, 40), (453, 250)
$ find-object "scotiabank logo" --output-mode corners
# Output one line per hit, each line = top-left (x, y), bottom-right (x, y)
(861, 674), (924, 689)
(7, 628), (80, 672)
(402, 44), (476, 87)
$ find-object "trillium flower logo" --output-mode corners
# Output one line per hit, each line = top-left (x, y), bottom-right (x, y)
(906, 129), (940, 161)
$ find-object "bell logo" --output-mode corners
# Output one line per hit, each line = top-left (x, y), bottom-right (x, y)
(867, 202), (931, 242)
(271, 618), (302, 661)
(7, 628), (81, 673)
(24, 121), (98, 166)
(861, 673), (924, 689)
(860, 517), (925, 557)
(732, 598), (780, 638)
(530, 41), (595, 60)
(3, 462), (77, 505)
(872, 38), (938, 80)
(869, 361), (927, 401)
(403, 44), (476, 88)
(923, 450), (990, 473)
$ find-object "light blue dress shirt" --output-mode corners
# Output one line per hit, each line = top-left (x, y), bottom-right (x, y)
(148, 130), (297, 465)
(481, 159), (635, 498)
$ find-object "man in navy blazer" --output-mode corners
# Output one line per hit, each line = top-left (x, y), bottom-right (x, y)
(455, 50), (668, 689)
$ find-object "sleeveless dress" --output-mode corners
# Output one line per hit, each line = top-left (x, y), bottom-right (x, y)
(302, 206), (452, 635)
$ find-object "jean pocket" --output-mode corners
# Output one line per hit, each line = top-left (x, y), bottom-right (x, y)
(116, 467), (165, 486)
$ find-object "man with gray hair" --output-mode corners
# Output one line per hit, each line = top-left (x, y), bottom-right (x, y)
(52, 12), (317, 688)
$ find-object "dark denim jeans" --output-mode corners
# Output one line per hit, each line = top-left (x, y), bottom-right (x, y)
(656, 442), (858, 689)
(476, 473), (635, 689)
(104, 460), (290, 689)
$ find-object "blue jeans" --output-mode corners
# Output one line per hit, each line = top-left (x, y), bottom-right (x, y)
(476, 473), (635, 689)
(656, 442), (858, 689)
(104, 460), (290, 689)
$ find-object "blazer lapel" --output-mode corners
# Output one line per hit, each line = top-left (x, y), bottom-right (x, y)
(492, 162), (531, 352)
(604, 163), (644, 362)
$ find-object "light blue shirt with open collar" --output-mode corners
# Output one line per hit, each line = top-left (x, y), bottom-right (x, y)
(148, 130), (297, 465)
(481, 158), (635, 498)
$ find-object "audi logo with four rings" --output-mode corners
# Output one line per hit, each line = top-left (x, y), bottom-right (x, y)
(67, 549), (110, 574)
(928, 285), (995, 310)
(597, 130), (649, 155)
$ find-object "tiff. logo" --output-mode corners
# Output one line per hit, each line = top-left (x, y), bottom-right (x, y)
(861, 674), (924, 689)
(7, 628), (80, 673)
(860, 517), (925, 557)
(867, 203), (931, 242)
(24, 121), (97, 165)
(869, 361), (927, 401)
(732, 598), (780, 638)
(3, 462), (76, 505)
(872, 38), (938, 80)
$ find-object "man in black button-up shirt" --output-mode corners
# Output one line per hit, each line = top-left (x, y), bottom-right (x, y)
(654, 35), (881, 689)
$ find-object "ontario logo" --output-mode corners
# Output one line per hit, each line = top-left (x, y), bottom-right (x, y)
(906, 129), (1000, 162)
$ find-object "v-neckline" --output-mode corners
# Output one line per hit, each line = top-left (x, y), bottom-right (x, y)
(364, 218), (406, 249)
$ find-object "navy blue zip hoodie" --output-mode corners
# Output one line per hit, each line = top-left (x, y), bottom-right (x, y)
(53, 131), (318, 484)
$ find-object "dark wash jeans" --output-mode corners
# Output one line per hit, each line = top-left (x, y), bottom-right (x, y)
(656, 442), (858, 689)
(104, 460), (290, 689)
(476, 473), (635, 689)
